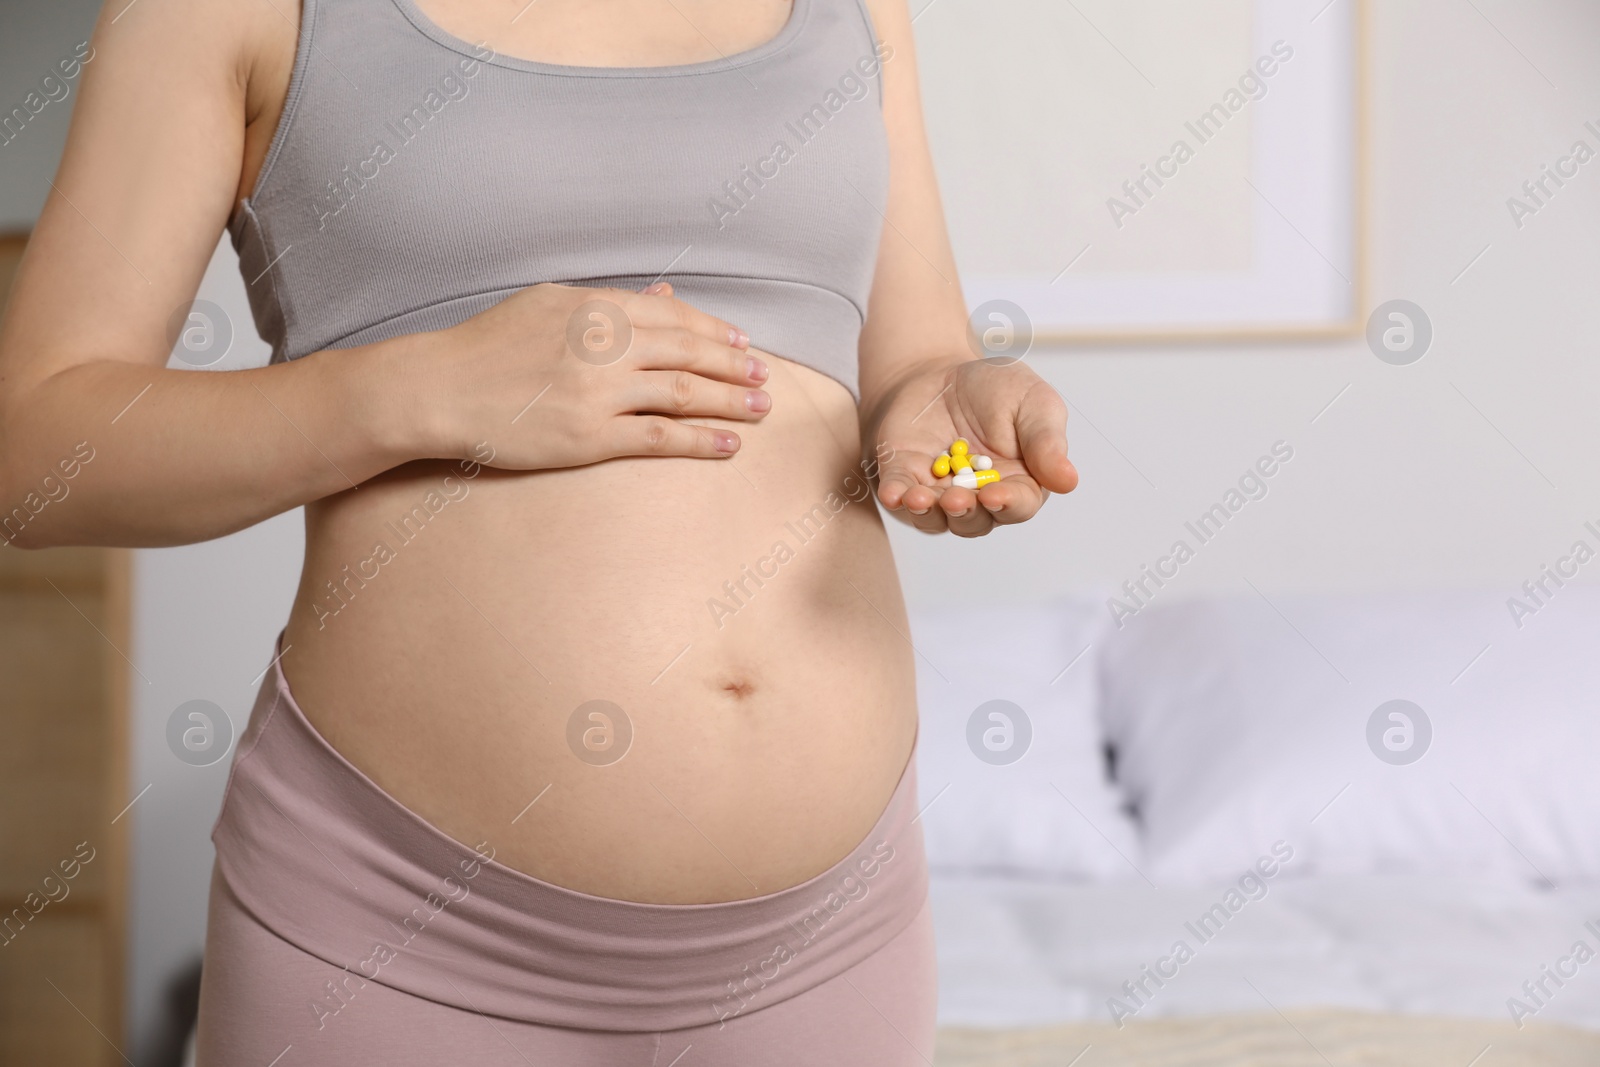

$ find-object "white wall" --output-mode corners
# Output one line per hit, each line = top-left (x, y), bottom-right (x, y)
(893, 0), (1600, 609)
(4, 0), (1598, 1054)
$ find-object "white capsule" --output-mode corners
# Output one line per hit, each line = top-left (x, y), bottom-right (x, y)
(972, 455), (993, 471)
(952, 469), (979, 490)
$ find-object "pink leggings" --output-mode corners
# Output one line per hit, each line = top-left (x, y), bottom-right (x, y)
(196, 650), (936, 1065)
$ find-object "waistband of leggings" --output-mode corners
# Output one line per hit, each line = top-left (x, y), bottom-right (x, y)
(211, 637), (928, 1031)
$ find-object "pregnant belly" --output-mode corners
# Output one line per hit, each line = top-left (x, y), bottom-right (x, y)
(278, 353), (918, 904)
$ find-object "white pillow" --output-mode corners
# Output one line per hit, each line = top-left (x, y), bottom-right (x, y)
(1099, 586), (1600, 884)
(911, 599), (1142, 879)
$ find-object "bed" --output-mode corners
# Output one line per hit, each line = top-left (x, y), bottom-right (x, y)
(929, 873), (1600, 1064)
(913, 589), (1600, 1065)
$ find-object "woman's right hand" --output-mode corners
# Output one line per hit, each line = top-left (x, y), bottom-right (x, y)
(415, 280), (771, 470)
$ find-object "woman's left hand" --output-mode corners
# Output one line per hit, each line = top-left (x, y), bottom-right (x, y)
(868, 357), (1079, 536)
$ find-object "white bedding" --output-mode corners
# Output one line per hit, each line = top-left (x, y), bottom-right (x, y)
(1097, 587), (1600, 884)
(930, 871), (1600, 1032)
(911, 599), (1138, 880)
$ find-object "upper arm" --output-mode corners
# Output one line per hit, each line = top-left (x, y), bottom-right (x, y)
(0, 0), (277, 392)
(856, 0), (971, 394)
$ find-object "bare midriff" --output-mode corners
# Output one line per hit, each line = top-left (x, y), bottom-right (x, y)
(278, 353), (918, 904)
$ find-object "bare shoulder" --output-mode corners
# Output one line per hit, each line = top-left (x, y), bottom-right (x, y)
(860, 0), (914, 52)
(0, 0), (295, 378)
(84, 0), (273, 89)
(855, 0), (923, 121)
(98, 0), (299, 186)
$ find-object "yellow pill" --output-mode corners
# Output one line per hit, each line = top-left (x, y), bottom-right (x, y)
(949, 439), (970, 457)
(951, 453), (973, 472)
(931, 454), (951, 478)
(972, 468), (1001, 487)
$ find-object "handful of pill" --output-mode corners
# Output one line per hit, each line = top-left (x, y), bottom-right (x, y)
(932, 438), (999, 490)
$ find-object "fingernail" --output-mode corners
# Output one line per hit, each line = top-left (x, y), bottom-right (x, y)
(713, 431), (739, 453)
(948, 509), (969, 519)
(909, 507), (929, 516)
(745, 390), (771, 414)
(730, 327), (750, 349)
(746, 356), (768, 382)
(983, 502), (1002, 513)
(644, 282), (668, 295)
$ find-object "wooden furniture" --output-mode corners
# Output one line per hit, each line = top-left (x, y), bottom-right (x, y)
(0, 231), (130, 1065)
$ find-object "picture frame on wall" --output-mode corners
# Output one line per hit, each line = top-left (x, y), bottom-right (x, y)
(915, 0), (1364, 342)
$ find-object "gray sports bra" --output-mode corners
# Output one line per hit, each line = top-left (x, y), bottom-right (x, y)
(230, 0), (891, 403)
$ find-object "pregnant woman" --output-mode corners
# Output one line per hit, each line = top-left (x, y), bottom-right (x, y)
(0, 0), (1076, 1060)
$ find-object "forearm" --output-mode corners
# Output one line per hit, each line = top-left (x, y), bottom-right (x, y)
(0, 334), (435, 549)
